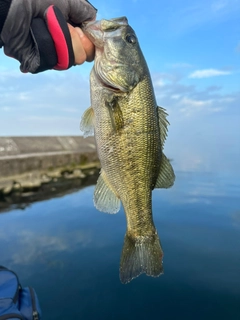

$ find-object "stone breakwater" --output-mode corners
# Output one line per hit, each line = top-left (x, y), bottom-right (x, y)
(0, 136), (100, 196)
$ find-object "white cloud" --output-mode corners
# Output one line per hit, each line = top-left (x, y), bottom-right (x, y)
(189, 69), (231, 78)
(0, 66), (91, 135)
(168, 63), (193, 69)
(154, 79), (165, 87)
(151, 71), (238, 120)
(2, 229), (93, 266)
(212, 0), (228, 12)
(1, 57), (239, 175)
(150, 70), (240, 173)
(160, 0), (240, 36)
(18, 92), (30, 101)
(177, 97), (227, 117)
(1, 106), (11, 112)
(61, 107), (79, 113)
(179, 97), (214, 116)
(171, 94), (181, 100)
(180, 97), (213, 107)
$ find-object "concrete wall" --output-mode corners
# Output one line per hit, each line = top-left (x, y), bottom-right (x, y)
(0, 136), (98, 178)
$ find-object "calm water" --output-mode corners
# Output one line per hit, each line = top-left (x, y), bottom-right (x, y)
(0, 170), (240, 320)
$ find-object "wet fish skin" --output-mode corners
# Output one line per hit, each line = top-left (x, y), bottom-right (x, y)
(81, 17), (175, 283)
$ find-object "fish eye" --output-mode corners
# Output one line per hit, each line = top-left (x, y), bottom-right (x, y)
(126, 34), (137, 44)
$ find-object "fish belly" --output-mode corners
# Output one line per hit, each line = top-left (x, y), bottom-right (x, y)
(91, 72), (164, 284)
(93, 75), (161, 235)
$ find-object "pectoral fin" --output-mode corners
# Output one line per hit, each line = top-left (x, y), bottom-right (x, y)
(94, 170), (121, 214)
(106, 98), (124, 132)
(80, 107), (95, 137)
(157, 107), (169, 148)
(155, 153), (175, 189)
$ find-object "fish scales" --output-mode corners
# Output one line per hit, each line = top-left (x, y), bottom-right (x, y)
(93, 75), (160, 234)
(81, 17), (175, 283)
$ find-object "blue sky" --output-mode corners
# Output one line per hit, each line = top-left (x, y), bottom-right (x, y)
(0, 0), (239, 173)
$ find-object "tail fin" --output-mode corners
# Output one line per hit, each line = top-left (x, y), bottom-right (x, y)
(120, 232), (164, 284)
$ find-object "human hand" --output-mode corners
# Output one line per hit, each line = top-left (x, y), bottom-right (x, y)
(0, 0), (97, 73)
(67, 24), (95, 64)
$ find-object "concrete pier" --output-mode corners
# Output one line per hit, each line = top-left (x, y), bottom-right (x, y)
(0, 136), (99, 196)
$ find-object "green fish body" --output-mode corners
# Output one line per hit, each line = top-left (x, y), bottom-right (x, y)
(81, 17), (175, 283)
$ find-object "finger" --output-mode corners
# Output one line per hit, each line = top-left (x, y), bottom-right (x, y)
(75, 27), (95, 62)
(67, 23), (86, 65)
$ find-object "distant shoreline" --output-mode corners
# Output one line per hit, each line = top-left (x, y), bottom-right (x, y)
(0, 136), (100, 210)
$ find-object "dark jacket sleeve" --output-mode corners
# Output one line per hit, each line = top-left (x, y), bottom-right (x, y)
(0, 0), (97, 72)
(0, 0), (12, 47)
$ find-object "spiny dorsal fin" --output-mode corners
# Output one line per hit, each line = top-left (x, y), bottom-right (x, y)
(157, 107), (170, 148)
(106, 98), (124, 132)
(80, 106), (95, 137)
(155, 153), (175, 189)
(94, 170), (121, 214)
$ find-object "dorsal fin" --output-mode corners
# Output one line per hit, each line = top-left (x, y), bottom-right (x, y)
(157, 107), (169, 148)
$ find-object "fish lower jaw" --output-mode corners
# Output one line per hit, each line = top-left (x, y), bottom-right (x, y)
(95, 72), (126, 93)
(103, 82), (122, 92)
(101, 79), (126, 93)
(105, 85), (124, 93)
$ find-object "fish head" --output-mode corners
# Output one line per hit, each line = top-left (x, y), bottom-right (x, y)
(83, 17), (146, 93)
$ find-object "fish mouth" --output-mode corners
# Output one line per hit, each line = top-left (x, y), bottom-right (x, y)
(82, 17), (128, 47)
(84, 17), (130, 93)
(82, 17), (128, 32)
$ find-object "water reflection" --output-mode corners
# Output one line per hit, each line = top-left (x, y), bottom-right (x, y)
(231, 211), (240, 229)
(0, 171), (240, 319)
(0, 169), (99, 214)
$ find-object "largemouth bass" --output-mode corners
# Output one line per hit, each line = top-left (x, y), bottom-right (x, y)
(81, 17), (175, 284)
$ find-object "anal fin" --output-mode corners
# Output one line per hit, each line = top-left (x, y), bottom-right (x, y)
(94, 170), (120, 214)
(155, 153), (175, 188)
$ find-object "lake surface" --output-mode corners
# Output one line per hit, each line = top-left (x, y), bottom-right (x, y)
(0, 170), (240, 320)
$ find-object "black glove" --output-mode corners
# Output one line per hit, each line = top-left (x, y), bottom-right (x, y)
(0, 0), (97, 73)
